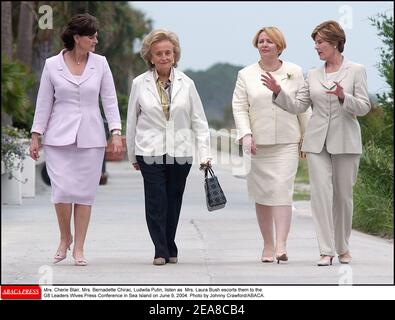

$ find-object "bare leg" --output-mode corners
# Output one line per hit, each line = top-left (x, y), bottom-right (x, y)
(73, 204), (91, 262)
(54, 203), (73, 256)
(272, 205), (292, 256)
(256, 204), (275, 260)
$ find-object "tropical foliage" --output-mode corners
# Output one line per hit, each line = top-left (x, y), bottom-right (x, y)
(353, 11), (394, 238)
(3, 1), (152, 131)
(1, 56), (35, 129)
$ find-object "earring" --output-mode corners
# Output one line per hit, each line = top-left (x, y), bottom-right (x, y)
(334, 46), (337, 48)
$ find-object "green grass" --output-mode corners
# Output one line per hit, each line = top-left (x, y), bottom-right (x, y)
(293, 192), (310, 201)
(295, 159), (309, 184)
(352, 143), (393, 238)
(293, 159), (310, 201)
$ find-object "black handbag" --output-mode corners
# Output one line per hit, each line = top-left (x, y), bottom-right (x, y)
(204, 166), (227, 211)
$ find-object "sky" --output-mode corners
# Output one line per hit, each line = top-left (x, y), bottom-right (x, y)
(129, 1), (393, 94)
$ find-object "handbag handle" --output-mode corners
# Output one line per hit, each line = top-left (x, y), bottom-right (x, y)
(204, 166), (215, 179)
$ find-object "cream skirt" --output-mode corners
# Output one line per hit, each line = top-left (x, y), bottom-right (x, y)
(247, 143), (299, 206)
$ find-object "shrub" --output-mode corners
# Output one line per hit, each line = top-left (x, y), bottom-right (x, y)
(1, 56), (36, 129)
(1, 125), (29, 181)
(353, 141), (393, 238)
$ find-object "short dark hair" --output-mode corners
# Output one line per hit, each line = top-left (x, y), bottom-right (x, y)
(61, 13), (99, 50)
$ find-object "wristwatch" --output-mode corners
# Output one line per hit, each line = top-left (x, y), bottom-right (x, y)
(111, 129), (121, 136)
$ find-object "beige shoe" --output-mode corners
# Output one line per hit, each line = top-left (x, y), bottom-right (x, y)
(261, 248), (274, 263)
(73, 257), (88, 266)
(276, 253), (288, 264)
(153, 257), (166, 265)
(53, 236), (73, 264)
(261, 256), (274, 263)
(317, 255), (333, 266)
(168, 257), (178, 264)
(338, 252), (352, 264)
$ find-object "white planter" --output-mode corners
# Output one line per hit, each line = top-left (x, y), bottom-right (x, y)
(1, 167), (22, 205)
(22, 154), (35, 198)
(22, 157), (36, 198)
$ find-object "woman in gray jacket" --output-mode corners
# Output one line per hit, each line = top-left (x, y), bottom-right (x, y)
(262, 20), (370, 266)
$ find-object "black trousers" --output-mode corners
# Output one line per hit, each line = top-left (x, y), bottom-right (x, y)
(136, 155), (192, 260)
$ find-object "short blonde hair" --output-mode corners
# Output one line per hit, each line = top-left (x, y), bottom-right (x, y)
(252, 27), (286, 56)
(140, 29), (181, 69)
(311, 20), (346, 53)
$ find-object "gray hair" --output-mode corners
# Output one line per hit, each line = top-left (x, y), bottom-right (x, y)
(140, 29), (181, 69)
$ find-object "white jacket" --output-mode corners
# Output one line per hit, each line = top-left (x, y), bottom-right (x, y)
(126, 68), (210, 163)
(232, 61), (311, 144)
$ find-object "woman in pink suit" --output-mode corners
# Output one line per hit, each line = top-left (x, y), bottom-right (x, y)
(29, 13), (123, 266)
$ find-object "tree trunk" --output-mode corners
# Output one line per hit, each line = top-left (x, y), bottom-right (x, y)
(1, 1), (13, 126)
(16, 1), (35, 69)
(1, 1), (13, 59)
(30, 29), (53, 106)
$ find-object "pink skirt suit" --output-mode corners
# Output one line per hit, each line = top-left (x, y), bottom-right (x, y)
(43, 143), (105, 205)
(31, 50), (122, 205)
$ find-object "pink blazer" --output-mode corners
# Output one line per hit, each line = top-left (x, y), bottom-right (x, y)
(31, 49), (121, 148)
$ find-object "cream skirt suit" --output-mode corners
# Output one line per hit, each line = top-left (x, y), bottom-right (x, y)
(232, 61), (311, 205)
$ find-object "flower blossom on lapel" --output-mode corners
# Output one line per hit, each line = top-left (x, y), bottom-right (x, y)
(281, 72), (294, 81)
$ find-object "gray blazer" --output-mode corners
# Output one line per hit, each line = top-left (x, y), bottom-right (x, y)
(273, 58), (371, 154)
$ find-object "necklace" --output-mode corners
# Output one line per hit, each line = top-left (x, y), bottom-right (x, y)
(259, 60), (282, 72)
(70, 51), (85, 65)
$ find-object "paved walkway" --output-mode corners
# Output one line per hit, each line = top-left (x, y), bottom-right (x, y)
(1, 157), (393, 285)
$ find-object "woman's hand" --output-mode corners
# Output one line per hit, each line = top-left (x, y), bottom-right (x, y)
(199, 159), (212, 171)
(111, 135), (123, 153)
(326, 81), (345, 102)
(241, 134), (256, 155)
(261, 72), (281, 95)
(132, 163), (140, 171)
(29, 133), (40, 161)
(298, 137), (306, 159)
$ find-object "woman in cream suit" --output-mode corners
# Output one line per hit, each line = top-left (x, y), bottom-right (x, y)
(262, 21), (371, 266)
(126, 29), (211, 266)
(29, 14), (123, 266)
(232, 27), (311, 264)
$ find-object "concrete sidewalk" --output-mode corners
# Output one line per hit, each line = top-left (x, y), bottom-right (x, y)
(1, 158), (393, 285)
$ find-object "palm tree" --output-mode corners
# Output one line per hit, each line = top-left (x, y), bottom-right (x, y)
(1, 1), (13, 60)
(16, 1), (35, 69)
(1, 1), (13, 125)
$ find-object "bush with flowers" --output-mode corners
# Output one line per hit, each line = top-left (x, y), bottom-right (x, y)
(1, 125), (29, 181)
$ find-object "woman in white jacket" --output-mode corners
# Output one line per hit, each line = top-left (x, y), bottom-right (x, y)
(126, 29), (211, 266)
(232, 26), (311, 264)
